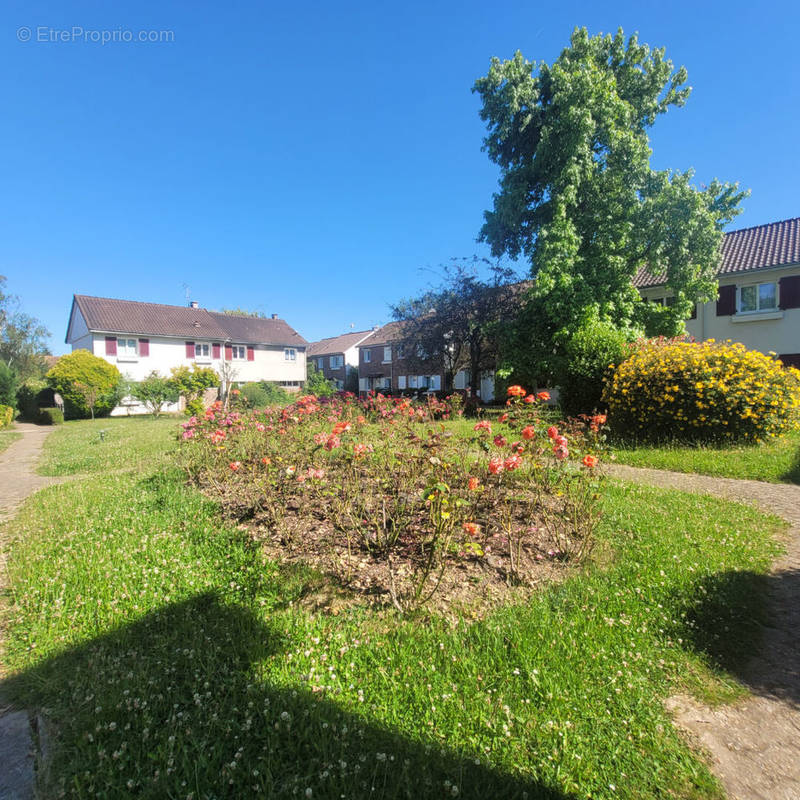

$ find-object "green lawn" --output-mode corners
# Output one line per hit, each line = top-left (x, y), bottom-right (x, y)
(0, 429), (22, 454)
(1, 417), (786, 799)
(611, 429), (800, 484)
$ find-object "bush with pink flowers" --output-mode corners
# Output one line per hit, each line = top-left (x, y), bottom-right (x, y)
(179, 388), (606, 611)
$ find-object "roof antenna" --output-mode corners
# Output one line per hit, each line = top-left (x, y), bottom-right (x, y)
(181, 282), (191, 305)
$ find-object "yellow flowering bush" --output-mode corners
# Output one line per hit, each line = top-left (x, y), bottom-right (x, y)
(603, 339), (800, 442)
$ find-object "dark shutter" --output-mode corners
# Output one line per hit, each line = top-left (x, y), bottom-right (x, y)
(689, 304), (697, 320)
(779, 275), (800, 310)
(186, 341), (195, 359)
(105, 336), (117, 356)
(247, 346), (255, 361)
(138, 338), (149, 357)
(212, 343), (221, 359)
(716, 285), (736, 316)
(224, 344), (233, 361)
(779, 354), (800, 369)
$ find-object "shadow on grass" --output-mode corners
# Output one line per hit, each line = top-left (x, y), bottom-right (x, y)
(2, 593), (571, 799)
(679, 569), (800, 706)
(779, 444), (800, 484)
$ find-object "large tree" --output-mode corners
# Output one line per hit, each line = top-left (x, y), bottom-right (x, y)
(0, 276), (51, 381)
(391, 259), (520, 396)
(473, 27), (747, 383)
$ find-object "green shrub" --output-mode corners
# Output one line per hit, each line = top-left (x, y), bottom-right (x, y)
(46, 351), (123, 420)
(169, 365), (219, 417)
(130, 372), (180, 417)
(559, 317), (630, 417)
(37, 407), (64, 425)
(305, 363), (336, 397)
(604, 339), (800, 442)
(16, 380), (50, 420)
(0, 363), (18, 408)
(0, 403), (14, 427)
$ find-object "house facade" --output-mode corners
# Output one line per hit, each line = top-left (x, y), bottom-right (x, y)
(307, 329), (378, 391)
(66, 295), (308, 414)
(635, 217), (800, 368)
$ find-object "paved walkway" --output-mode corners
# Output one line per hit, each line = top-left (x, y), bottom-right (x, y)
(608, 464), (800, 800)
(0, 423), (60, 800)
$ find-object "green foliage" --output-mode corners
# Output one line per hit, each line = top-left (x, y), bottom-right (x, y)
(169, 365), (219, 416)
(0, 361), (18, 408)
(0, 275), (51, 381)
(604, 339), (800, 442)
(46, 350), (122, 420)
(560, 316), (630, 416)
(304, 362), (336, 397)
(130, 372), (180, 417)
(237, 381), (289, 409)
(15, 380), (48, 420)
(37, 407), (64, 425)
(0, 403), (13, 427)
(473, 28), (747, 382)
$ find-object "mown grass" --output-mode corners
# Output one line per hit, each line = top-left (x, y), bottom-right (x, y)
(0, 429), (22, 454)
(611, 429), (800, 485)
(1, 417), (786, 799)
(36, 415), (179, 476)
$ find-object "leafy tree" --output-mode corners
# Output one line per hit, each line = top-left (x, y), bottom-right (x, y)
(0, 276), (51, 381)
(0, 362), (18, 408)
(169, 365), (219, 416)
(473, 27), (747, 384)
(305, 362), (336, 397)
(391, 259), (520, 396)
(238, 381), (292, 408)
(46, 350), (122, 419)
(131, 372), (180, 417)
(219, 308), (269, 318)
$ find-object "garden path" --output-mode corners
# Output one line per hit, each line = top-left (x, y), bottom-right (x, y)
(0, 422), (63, 800)
(608, 463), (800, 800)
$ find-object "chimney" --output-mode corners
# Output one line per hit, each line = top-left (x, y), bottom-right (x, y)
(189, 300), (199, 309)
(271, 313), (278, 319)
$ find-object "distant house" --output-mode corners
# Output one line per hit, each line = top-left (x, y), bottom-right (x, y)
(635, 217), (800, 368)
(307, 329), (378, 391)
(65, 295), (308, 414)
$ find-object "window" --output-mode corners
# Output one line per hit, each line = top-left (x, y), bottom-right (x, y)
(335, 379), (345, 390)
(383, 346), (392, 363)
(195, 342), (210, 360)
(738, 282), (777, 313)
(279, 381), (300, 387)
(330, 355), (343, 369)
(398, 375), (406, 390)
(429, 375), (441, 391)
(363, 349), (372, 363)
(316, 357), (324, 370)
(418, 375), (429, 389)
(231, 345), (246, 360)
(117, 338), (137, 359)
(409, 375), (418, 388)
(284, 348), (296, 361)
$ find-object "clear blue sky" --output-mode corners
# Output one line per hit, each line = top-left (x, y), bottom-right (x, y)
(2, 0), (798, 354)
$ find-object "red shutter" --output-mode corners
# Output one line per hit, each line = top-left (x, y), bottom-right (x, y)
(247, 346), (255, 361)
(186, 341), (195, 359)
(779, 275), (800, 310)
(138, 338), (149, 357)
(105, 336), (117, 356)
(224, 344), (233, 361)
(212, 342), (221, 359)
(716, 285), (736, 316)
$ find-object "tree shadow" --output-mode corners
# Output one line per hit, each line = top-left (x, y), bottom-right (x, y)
(2, 593), (571, 799)
(677, 569), (800, 707)
(779, 443), (800, 484)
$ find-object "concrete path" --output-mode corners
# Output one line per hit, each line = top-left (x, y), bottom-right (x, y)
(607, 464), (800, 800)
(0, 423), (60, 800)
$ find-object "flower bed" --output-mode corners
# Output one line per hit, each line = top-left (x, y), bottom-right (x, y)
(179, 390), (606, 612)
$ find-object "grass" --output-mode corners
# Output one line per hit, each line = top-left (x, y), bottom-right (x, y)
(611, 429), (800, 484)
(0, 429), (22, 454)
(1, 417), (786, 799)
(35, 415), (180, 476)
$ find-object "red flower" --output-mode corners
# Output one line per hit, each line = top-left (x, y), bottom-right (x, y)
(462, 522), (480, 536)
(493, 434), (508, 448)
(547, 426), (558, 439)
(261, 456), (271, 465)
(521, 425), (536, 440)
(474, 420), (492, 434)
(324, 435), (341, 451)
(553, 444), (568, 460)
(523, 394), (535, 404)
(511, 441), (524, 453)
(582, 454), (598, 468)
(498, 413), (509, 423)
(555, 435), (568, 447)
(468, 476), (480, 491)
(506, 385), (526, 397)
(504, 454), (522, 471)
(537, 391), (550, 401)
(488, 457), (504, 475)
(229, 461), (241, 471)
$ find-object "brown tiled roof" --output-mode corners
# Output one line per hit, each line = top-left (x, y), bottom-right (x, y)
(70, 295), (307, 346)
(633, 217), (800, 289)
(307, 329), (377, 357)
(357, 321), (408, 348)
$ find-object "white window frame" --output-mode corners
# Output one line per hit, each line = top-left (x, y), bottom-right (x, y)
(330, 355), (344, 369)
(363, 349), (372, 363)
(194, 342), (211, 361)
(429, 375), (441, 391)
(284, 348), (296, 361)
(231, 345), (246, 360)
(383, 346), (392, 363)
(117, 338), (138, 360)
(316, 357), (324, 370)
(398, 375), (406, 390)
(409, 375), (418, 389)
(737, 281), (778, 314)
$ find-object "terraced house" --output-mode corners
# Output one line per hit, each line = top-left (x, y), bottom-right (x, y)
(306, 328), (378, 391)
(636, 216), (800, 367)
(65, 295), (307, 414)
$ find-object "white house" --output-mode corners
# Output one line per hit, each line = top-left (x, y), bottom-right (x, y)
(65, 295), (308, 414)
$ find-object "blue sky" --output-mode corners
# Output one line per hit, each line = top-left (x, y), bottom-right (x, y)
(2, 0), (798, 354)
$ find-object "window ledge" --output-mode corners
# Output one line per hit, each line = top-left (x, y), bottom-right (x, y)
(731, 311), (784, 323)
(117, 357), (139, 363)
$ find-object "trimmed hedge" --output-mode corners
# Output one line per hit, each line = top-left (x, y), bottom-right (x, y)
(37, 407), (64, 425)
(604, 339), (800, 442)
(0, 403), (13, 428)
